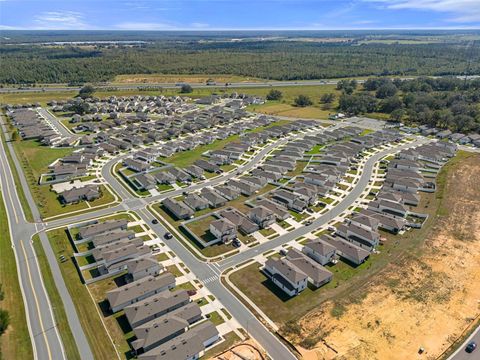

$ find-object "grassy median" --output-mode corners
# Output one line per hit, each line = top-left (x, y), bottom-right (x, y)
(0, 193), (33, 360)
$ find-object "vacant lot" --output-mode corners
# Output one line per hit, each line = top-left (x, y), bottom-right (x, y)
(285, 152), (480, 360)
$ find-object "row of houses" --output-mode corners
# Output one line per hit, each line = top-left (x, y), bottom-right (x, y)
(401, 125), (480, 147)
(7, 109), (64, 146)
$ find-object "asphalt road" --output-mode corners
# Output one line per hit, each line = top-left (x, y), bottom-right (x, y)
(2, 108), (476, 360)
(448, 324), (480, 360)
(37, 107), (77, 139)
(0, 115), (93, 360)
(0, 79), (346, 94)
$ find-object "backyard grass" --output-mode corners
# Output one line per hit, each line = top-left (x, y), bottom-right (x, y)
(166, 265), (184, 278)
(162, 135), (240, 168)
(32, 235), (81, 360)
(44, 229), (119, 360)
(0, 193), (33, 360)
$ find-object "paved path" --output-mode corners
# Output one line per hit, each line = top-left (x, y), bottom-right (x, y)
(449, 324), (480, 360)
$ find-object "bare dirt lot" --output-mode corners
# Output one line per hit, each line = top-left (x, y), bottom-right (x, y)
(212, 339), (265, 360)
(287, 153), (480, 360)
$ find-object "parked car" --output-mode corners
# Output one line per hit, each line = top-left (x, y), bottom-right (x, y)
(232, 239), (241, 248)
(279, 249), (287, 256)
(305, 220), (313, 226)
(466, 341), (477, 353)
(187, 290), (197, 296)
(152, 219), (158, 224)
(164, 232), (173, 239)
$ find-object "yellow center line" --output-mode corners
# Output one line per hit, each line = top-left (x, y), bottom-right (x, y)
(20, 240), (53, 360)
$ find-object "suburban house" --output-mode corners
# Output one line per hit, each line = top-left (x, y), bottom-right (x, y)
(271, 189), (307, 212)
(209, 218), (237, 243)
(322, 235), (370, 265)
(263, 257), (308, 297)
(126, 257), (163, 282)
(303, 237), (337, 266)
(200, 188), (228, 208)
(137, 321), (219, 360)
(60, 185), (101, 204)
(77, 219), (129, 240)
(248, 206), (276, 228)
(162, 198), (194, 220)
(219, 208), (259, 235)
(336, 223), (380, 250)
(184, 193), (209, 211)
(286, 249), (333, 288)
(124, 289), (190, 328)
(256, 199), (291, 220)
(106, 273), (176, 313)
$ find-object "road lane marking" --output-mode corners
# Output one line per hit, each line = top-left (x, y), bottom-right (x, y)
(19, 240), (53, 360)
(0, 148), (19, 223)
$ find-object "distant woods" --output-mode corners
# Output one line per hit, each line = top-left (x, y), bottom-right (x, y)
(1, 40), (480, 84)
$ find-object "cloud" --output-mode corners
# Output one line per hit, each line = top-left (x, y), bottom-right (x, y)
(114, 22), (177, 30)
(34, 11), (94, 29)
(365, 0), (480, 23)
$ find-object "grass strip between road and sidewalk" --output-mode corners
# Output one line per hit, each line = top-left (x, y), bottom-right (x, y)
(0, 192), (33, 360)
(44, 228), (120, 360)
(31, 234), (81, 360)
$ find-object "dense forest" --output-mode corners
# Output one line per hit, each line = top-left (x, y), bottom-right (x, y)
(1, 36), (479, 84)
(338, 77), (480, 133)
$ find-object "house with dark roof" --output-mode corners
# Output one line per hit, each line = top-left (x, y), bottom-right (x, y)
(303, 238), (337, 265)
(78, 219), (128, 240)
(162, 198), (194, 220)
(219, 208), (259, 235)
(336, 223), (379, 250)
(321, 235), (370, 265)
(106, 273), (176, 313)
(286, 249), (333, 288)
(263, 258), (308, 297)
(124, 289), (190, 328)
(60, 185), (101, 204)
(137, 321), (219, 360)
(183, 193), (209, 211)
(126, 257), (163, 282)
(255, 199), (291, 220)
(200, 188), (227, 208)
(248, 206), (275, 229)
(209, 218), (237, 243)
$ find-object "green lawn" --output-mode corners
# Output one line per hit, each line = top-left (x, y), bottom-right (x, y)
(32, 235), (81, 360)
(206, 311), (225, 326)
(43, 229), (119, 360)
(0, 194), (33, 360)
(162, 135), (240, 168)
(11, 139), (116, 218)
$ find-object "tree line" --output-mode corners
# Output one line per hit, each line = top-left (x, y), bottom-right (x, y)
(1, 40), (479, 84)
(337, 77), (480, 133)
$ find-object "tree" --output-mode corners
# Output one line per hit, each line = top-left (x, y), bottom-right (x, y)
(294, 95), (313, 107)
(180, 84), (193, 93)
(379, 96), (403, 113)
(78, 85), (95, 99)
(10, 130), (19, 141)
(70, 102), (90, 115)
(389, 109), (405, 122)
(320, 93), (336, 104)
(339, 93), (377, 114)
(0, 309), (9, 336)
(266, 89), (283, 101)
(376, 83), (398, 99)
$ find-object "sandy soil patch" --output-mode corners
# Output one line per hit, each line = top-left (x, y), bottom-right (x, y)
(213, 339), (266, 360)
(287, 154), (480, 360)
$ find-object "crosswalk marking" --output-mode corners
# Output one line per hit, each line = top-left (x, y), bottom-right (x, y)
(201, 275), (218, 285)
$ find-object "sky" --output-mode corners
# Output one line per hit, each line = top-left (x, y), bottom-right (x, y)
(0, 0), (479, 30)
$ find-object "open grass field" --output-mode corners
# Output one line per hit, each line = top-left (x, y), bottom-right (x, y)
(32, 234), (81, 360)
(44, 228), (119, 360)
(113, 73), (264, 84)
(0, 193), (33, 360)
